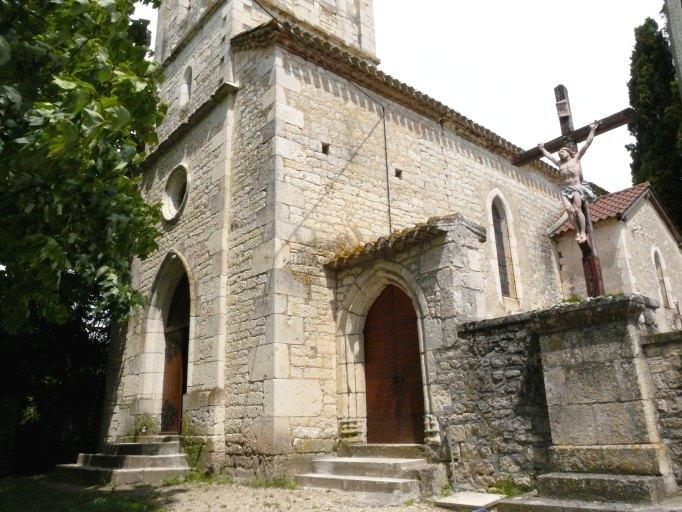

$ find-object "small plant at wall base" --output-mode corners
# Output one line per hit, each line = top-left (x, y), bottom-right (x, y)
(127, 413), (159, 441)
(489, 477), (531, 498)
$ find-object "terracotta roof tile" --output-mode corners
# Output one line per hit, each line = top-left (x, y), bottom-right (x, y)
(551, 182), (650, 237)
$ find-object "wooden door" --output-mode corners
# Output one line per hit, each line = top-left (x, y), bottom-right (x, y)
(161, 275), (190, 434)
(364, 285), (424, 444)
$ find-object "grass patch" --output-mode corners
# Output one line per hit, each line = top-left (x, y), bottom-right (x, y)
(441, 482), (452, 496)
(489, 477), (531, 498)
(163, 470), (234, 486)
(404, 498), (415, 506)
(247, 473), (298, 490)
(561, 295), (582, 304)
(0, 476), (163, 512)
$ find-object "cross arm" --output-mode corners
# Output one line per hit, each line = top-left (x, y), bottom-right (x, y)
(512, 108), (635, 167)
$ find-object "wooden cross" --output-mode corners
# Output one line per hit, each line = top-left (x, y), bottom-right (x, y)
(514, 85), (635, 297)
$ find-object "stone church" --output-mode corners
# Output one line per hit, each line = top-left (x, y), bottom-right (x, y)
(89, 0), (682, 500)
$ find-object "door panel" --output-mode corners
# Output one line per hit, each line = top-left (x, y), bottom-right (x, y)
(364, 285), (424, 444)
(161, 275), (190, 434)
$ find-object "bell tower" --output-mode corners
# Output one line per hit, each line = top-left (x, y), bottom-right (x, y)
(155, 0), (377, 66)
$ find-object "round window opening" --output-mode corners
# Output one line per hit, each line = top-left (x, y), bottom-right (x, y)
(162, 165), (189, 221)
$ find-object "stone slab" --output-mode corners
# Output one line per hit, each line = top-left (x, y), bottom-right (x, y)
(498, 496), (682, 512)
(434, 491), (505, 509)
(538, 472), (671, 504)
(295, 472), (420, 495)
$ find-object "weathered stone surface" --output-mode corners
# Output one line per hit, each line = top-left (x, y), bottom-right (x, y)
(538, 472), (670, 504)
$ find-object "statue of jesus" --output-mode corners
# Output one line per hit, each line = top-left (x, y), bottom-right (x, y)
(538, 121), (600, 244)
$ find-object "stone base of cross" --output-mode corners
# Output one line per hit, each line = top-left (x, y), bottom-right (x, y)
(515, 85), (634, 298)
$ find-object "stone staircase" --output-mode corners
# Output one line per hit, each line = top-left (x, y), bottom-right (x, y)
(55, 437), (189, 485)
(295, 444), (446, 500)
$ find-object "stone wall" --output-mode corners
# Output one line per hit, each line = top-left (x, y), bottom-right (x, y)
(643, 330), (682, 483)
(624, 200), (682, 331)
(101, 91), (233, 468)
(438, 314), (552, 491)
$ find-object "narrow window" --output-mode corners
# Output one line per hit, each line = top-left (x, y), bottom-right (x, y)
(321, 142), (330, 155)
(180, 66), (192, 107)
(654, 252), (670, 308)
(394, 169), (403, 179)
(492, 198), (517, 299)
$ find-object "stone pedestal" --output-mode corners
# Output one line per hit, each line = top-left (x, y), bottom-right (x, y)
(531, 295), (677, 505)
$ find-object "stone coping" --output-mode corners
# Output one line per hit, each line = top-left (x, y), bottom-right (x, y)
(459, 294), (659, 336)
(231, 19), (562, 183)
(642, 330), (682, 357)
(531, 294), (658, 334)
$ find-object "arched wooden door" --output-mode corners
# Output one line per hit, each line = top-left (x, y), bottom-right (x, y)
(161, 275), (190, 434)
(364, 285), (425, 444)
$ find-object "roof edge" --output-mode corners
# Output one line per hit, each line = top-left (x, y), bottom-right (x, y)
(231, 20), (561, 184)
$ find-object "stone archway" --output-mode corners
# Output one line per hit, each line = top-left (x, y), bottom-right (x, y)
(138, 250), (197, 427)
(335, 261), (439, 445)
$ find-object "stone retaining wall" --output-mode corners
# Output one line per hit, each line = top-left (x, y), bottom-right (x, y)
(435, 314), (552, 491)
(643, 330), (682, 483)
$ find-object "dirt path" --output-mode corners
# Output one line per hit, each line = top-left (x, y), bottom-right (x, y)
(155, 482), (439, 511)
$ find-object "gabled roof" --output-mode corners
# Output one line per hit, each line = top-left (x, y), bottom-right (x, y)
(550, 182), (682, 245)
(231, 20), (561, 183)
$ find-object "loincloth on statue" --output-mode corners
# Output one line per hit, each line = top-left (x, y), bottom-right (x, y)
(561, 183), (597, 203)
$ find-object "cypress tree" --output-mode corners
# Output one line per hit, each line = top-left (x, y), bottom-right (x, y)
(627, 17), (682, 228)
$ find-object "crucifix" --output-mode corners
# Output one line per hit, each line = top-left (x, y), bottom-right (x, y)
(513, 85), (635, 297)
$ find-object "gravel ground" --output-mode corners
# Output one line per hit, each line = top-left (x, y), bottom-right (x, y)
(156, 482), (440, 512)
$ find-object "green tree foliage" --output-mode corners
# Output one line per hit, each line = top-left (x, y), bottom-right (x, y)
(627, 17), (682, 228)
(0, 278), (110, 475)
(0, 0), (165, 332)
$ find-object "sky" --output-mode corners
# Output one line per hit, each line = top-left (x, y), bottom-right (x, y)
(134, 1), (666, 192)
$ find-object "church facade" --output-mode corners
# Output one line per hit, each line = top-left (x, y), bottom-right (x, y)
(102, 0), (682, 488)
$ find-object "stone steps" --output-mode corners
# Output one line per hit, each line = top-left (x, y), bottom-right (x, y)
(55, 465), (188, 486)
(295, 473), (420, 496)
(76, 453), (188, 469)
(103, 441), (181, 456)
(312, 456), (426, 478)
(295, 449), (447, 500)
(55, 440), (188, 486)
(338, 443), (432, 459)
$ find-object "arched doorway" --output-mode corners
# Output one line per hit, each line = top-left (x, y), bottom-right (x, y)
(161, 274), (190, 434)
(364, 285), (425, 444)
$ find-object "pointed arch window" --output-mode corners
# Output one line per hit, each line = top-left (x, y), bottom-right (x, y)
(492, 198), (517, 299)
(654, 251), (670, 308)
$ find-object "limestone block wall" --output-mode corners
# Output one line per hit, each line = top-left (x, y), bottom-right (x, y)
(440, 315), (552, 491)
(643, 331), (682, 483)
(229, 41), (566, 459)
(102, 98), (232, 462)
(156, 0), (375, 68)
(274, 44), (563, 319)
(624, 201), (682, 331)
(222, 45), (285, 471)
(156, 3), (232, 142)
